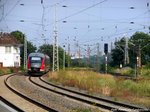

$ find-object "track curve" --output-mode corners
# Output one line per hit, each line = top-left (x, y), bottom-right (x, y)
(4, 74), (58, 112)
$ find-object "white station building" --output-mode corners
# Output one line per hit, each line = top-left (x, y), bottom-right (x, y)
(0, 33), (22, 67)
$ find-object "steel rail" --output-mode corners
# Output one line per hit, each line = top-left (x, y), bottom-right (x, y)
(0, 73), (22, 111)
(0, 96), (24, 112)
(5, 74), (58, 112)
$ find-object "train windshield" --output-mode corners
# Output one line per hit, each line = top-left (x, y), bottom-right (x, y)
(30, 57), (42, 63)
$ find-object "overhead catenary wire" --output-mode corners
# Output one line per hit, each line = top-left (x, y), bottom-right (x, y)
(57, 0), (108, 22)
(0, 0), (8, 22)
(0, 0), (21, 31)
(3, 0), (21, 20)
(1, 0), (149, 54)
(80, 27), (148, 44)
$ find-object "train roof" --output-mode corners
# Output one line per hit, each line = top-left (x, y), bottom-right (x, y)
(28, 53), (49, 58)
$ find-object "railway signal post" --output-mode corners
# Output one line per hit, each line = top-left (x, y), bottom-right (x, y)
(104, 43), (108, 74)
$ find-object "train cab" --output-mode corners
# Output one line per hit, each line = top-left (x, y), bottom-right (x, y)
(27, 53), (50, 75)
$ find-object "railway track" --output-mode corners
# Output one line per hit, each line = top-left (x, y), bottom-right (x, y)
(4, 74), (58, 112)
(4, 73), (149, 112)
(29, 75), (149, 112)
(0, 74), (23, 112)
(0, 96), (24, 112)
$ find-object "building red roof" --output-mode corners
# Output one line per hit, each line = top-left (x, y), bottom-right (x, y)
(0, 32), (21, 46)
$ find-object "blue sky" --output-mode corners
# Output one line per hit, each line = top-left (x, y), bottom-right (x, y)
(0, 0), (150, 56)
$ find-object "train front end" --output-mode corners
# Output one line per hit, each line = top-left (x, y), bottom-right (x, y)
(27, 53), (45, 75)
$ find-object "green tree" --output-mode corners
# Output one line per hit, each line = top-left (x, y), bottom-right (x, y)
(111, 38), (125, 67)
(11, 30), (37, 67)
(129, 32), (150, 66)
(111, 32), (150, 68)
(27, 41), (37, 54)
(11, 31), (24, 43)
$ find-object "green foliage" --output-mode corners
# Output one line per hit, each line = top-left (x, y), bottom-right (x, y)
(111, 38), (125, 67)
(0, 70), (2, 75)
(11, 30), (37, 66)
(112, 67), (135, 77)
(27, 41), (37, 54)
(144, 62), (150, 69)
(111, 32), (150, 69)
(141, 68), (150, 78)
(100, 64), (115, 73)
(6, 68), (13, 74)
(0, 68), (13, 75)
(129, 32), (150, 65)
(11, 30), (24, 43)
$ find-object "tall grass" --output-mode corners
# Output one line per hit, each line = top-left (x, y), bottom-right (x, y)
(48, 69), (150, 107)
(49, 70), (116, 96)
(0, 68), (13, 75)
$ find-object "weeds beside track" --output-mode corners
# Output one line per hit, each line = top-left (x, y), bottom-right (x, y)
(29, 76), (149, 112)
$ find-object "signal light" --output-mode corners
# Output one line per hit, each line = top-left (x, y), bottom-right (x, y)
(104, 43), (108, 54)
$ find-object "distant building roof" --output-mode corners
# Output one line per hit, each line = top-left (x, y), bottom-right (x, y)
(0, 32), (21, 46)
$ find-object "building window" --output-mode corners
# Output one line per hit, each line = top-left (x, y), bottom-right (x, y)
(5, 46), (11, 53)
(14, 47), (18, 53)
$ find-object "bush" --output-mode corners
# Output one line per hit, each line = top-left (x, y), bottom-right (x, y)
(113, 67), (135, 77)
(0, 70), (2, 75)
(141, 68), (150, 78)
(0, 67), (18, 75)
(0, 68), (9, 74)
(145, 62), (150, 68)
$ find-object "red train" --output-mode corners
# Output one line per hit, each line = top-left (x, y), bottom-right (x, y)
(27, 53), (50, 75)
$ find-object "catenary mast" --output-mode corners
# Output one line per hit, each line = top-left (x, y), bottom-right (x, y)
(53, 3), (59, 71)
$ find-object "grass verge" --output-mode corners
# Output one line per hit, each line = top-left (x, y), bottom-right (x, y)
(47, 69), (150, 107)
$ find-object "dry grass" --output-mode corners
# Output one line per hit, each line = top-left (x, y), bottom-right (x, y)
(0, 68), (12, 75)
(48, 69), (150, 107)
(48, 70), (115, 96)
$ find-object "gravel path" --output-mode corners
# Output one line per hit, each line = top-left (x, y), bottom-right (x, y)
(9, 75), (102, 112)
(0, 74), (47, 112)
